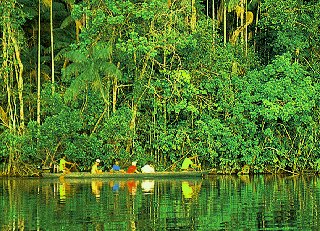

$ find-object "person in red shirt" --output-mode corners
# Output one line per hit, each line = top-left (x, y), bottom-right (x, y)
(127, 161), (139, 173)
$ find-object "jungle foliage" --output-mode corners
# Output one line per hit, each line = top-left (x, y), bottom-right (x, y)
(0, 0), (320, 175)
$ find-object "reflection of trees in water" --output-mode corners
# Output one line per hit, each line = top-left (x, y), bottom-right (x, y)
(136, 184), (157, 230)
(132, 179), (203, 231)
(1, 179), (56, 230)
(2, 176), (320, 230)
(204, 175), (318, 230)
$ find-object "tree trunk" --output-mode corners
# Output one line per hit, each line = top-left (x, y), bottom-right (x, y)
(245, 0), (248, 55)
(126, 102), (138, 154)
(240, 0), (244, 44)
(37, 0), (41, 125)
(0, 1), (25, 174)
(212, 0), (215, 47)
(223, 1), (227, 45)
(1, 24), (14, 175)
(11, 35), (25, 134)
(50, 0), (55, 94)
(190, 0), (197, 31)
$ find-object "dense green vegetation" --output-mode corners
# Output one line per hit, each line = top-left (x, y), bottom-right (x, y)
(0, 0), (320, 176)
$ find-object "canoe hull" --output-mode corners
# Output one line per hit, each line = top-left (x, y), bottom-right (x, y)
(41, 171), (209, 179)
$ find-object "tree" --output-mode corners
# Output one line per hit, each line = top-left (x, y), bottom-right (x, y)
(37, 0), (41, 125)
(41, 0), (56, 94)
(0, 0), (27, 174)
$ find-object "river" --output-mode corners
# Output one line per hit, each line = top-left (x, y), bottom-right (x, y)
(1, 174), (319, 230)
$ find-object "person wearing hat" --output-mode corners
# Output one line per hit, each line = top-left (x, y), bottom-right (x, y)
(127, 161), (139, 173)
(91, 159), (103, 174)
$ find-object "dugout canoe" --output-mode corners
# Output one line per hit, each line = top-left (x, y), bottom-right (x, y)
(41, 171), (209, 179)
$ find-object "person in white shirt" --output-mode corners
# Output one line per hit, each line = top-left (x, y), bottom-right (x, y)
(141, 162), (155, 173)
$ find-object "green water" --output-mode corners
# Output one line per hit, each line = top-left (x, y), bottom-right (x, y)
(1, 175), (320, 230)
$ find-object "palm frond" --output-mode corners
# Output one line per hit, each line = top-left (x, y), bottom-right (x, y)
(60, 15), (74, 29)
(98, 62), (122, 79)
(63, 62), (87, 80)
(92, 42), (112, 60)
(64, 50), (88, 63)
(64, 68), (93, 102)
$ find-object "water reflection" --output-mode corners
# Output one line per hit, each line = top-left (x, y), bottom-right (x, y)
(2, 175), (320, 230)
(141, 180), (154, 194)
(58, 176), (70, 203)
(109, 180), (120, 193)
(182, 181), (193, 199)
(127, 180), (139, 195)
(91, 180), (103, 199)
(239, 174), (250, 184)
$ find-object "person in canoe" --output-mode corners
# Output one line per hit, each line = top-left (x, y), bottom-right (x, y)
(110, 160), (125, 173)
(59, 155), (74, 174)
(141, 162), (155, 173)
(127, 161), (139, 173)
(91, 159), (103, 174)
(181, 155), (199, 171)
